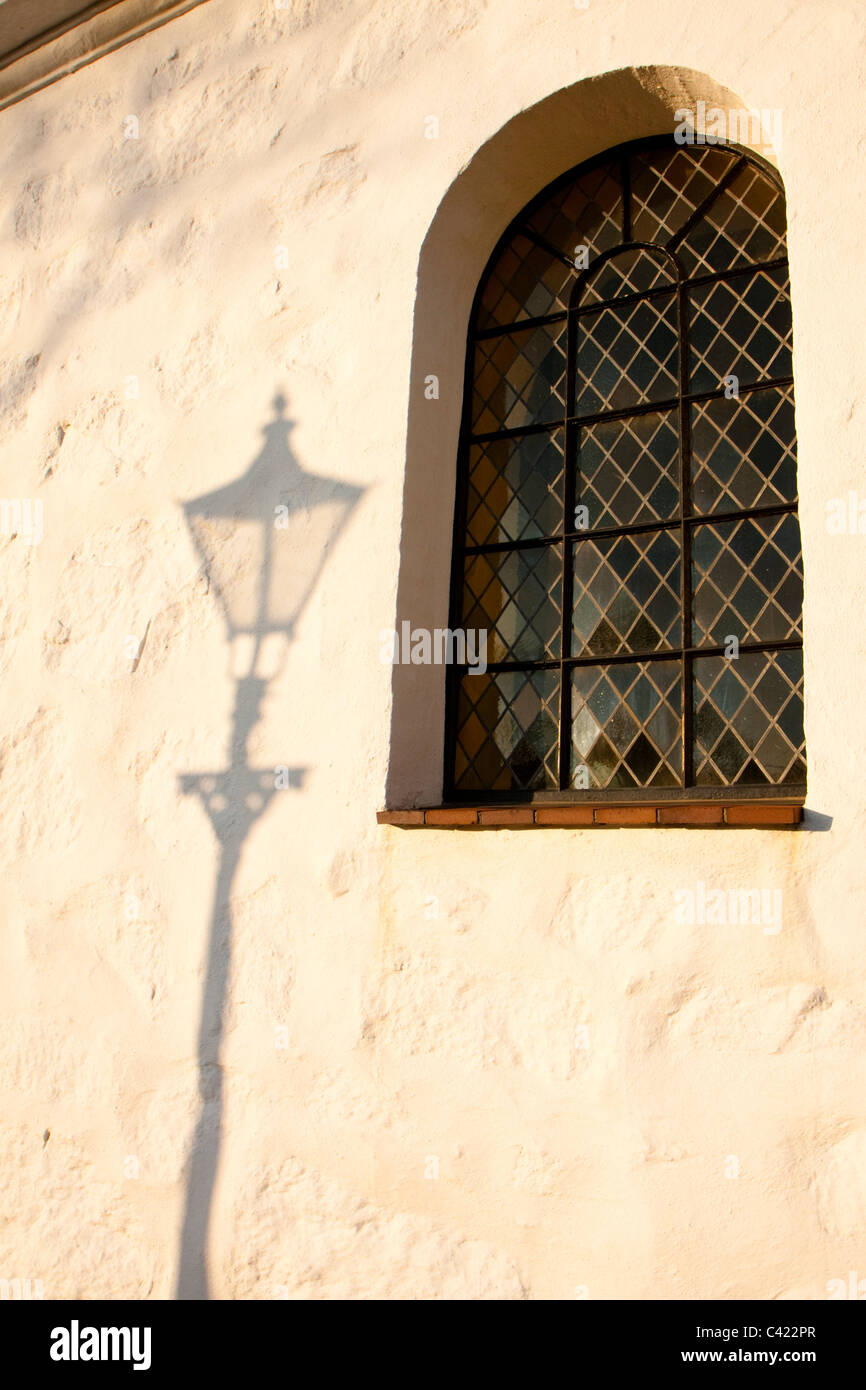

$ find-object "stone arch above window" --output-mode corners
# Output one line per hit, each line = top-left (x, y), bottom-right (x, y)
(445, 135), (804, 802)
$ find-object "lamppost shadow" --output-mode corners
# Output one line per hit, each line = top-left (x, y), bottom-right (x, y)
(175, 392), (363, 1299)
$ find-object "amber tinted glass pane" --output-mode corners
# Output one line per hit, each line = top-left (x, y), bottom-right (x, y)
(690, 387), (797, 515)
(472, 321), (567, 433)
(527, 162), (622, 261)
(693, 649), (805, 786)
(466, 429), (564, 546)
(463, 545), (562, 663)
(691, 513), (803, 647)
(576, 409), (679, 529)
(576, 292), (678, 416)
(571, 660), (682, 788)
(454, 669), (560, 792)
(677, 161), (787, 277)
(688, 265), (792, 394)
(572, 529), (681, 657)
(476, 234), (573, 330)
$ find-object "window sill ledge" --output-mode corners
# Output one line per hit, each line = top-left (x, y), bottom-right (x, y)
(377, 802), (804, 829)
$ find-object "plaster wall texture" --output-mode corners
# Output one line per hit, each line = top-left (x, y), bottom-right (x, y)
(0, 0), (864, 1300)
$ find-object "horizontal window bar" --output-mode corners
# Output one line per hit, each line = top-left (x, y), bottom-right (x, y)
(450, 638), (803, 675)
(474, 310), (567, 341)
(468, 375), (795, 444)
(462, 500), (799, 555)
(471, 255), (789, 340)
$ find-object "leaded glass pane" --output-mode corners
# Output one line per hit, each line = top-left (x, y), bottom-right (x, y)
(630, 145), (735, 243)
(454, 669), (560, 792)
(571, 660), (682, 788)
(572, 529), (681, 656)
(466, 429), (565, 546)
(576, 292), (678, 416)
(690, 387), (797, 515)
(576, 410), (679, 529)
(688, 264), (792, 393)
(476, 234), (573, 330)
(472, 320), (567, 433)
(527, 162), (622, 261)
(693, 650), (805, 786)
(677, 160), (787, 277)
(691, 513), (803, 647)
(463, 545), (563, 663)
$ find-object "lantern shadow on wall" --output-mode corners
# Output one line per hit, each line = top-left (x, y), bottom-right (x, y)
(176, 392), (363, 1299)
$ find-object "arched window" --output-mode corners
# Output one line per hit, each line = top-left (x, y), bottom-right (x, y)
(446, 135), (805, 801)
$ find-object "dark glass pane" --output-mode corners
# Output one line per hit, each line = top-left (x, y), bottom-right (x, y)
(466, 429), (565, 546)
(476, 234), (573, 330)
(576, 409), (679, 529)
(677, 161), (787, 277)
(572, 529), (680, 656)
(688, 265), (792, 393)
(571, 660), (682, 788)
(690, 386), (797, 515)
(630, 145), (736, 243)
(691, 513), (803, 647)
(576, 292), (678, 416)
(472, 321), (567, 433)
(580, 247), (675, 305)
(454, 669), (560, 792)
(463, 544), (562, 663)
(693, 650), (805, 786)
(527, 162), (621, 262)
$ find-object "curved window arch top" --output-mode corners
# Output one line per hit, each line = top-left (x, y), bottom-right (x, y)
(447, 135), (805, 801)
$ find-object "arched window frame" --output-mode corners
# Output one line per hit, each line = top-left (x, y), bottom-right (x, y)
(444, 133), (805, 805)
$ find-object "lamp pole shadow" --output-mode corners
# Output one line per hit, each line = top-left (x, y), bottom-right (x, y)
(175, 394), (362, 1299)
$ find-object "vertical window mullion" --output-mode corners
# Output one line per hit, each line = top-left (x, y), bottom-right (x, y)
(677, 276), (694, 788)
(559, 301), (578, 789)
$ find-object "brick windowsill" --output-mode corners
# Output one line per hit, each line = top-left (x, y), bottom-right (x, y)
(377, 803), (804, 828)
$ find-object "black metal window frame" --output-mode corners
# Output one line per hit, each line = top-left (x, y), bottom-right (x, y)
(443, 133), (805, 804)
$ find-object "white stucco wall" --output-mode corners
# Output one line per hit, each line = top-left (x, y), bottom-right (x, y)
(1, 0), (864, 1299)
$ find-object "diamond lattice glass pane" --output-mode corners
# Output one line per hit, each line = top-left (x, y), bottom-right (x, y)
(690, 386), (797, 515)
(576, 410), (679, 529)
(691, 512), (803, 647)
(472, 321), (567, 433)
(466, 429), (565, 546)
(476, 233), (574, 331)
(572, 529), (681, 656)
(677, 161), (787, 277)
(463, 544), (562, 662)
(454, 669), (560, 792)
(527, 162), (622, 262)
(688, 264), (792, 394)
(576, 292), (678, 416)
(571, 660), (682, 788)
(580, 248), (676, 305)
(630, 145), (737, 244)
(693, 649), (805, 786)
